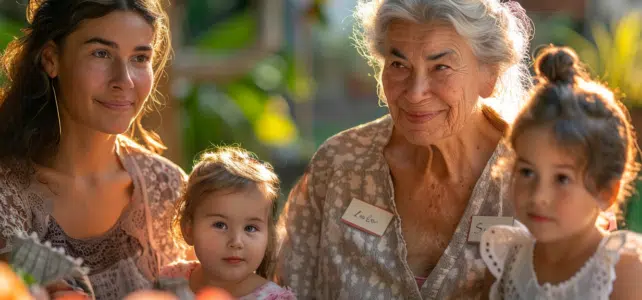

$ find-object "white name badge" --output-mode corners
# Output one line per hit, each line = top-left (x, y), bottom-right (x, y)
(341, 198), (394, 236)
(467, 216), (514, 243)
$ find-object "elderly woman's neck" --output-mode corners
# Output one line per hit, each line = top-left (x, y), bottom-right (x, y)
(40, 122), (122, 177)
(437, 108), (502, 179)
(389, 107), (503, 183)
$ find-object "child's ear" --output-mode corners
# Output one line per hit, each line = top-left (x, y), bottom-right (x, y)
(598, 180), (621, 210)
(181, 219), (195, 246)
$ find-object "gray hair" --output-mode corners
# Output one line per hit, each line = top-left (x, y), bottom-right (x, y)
(354, 0), (533, 121)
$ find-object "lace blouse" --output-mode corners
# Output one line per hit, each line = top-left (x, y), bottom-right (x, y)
(275, 114), (512, 299)
(0, 137), (187, 299)
(481, 222), (642, 299)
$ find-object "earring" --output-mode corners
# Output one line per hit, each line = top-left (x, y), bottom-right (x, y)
(51, 80), (62, 138)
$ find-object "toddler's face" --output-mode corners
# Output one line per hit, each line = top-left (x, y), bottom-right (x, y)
(188, 186), (270, 282)
(511, 125), (603, 242)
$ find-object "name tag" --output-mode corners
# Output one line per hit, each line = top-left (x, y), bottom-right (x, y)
(341, 198), (394, 236)
(467, 216), (514, 243)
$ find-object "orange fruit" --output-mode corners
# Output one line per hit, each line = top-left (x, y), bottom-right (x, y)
(0, 261), (31, 300)
(122, 290), (178, 300)
(195, 287), (234, 300)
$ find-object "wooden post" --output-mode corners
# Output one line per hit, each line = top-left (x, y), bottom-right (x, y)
(517, 0), (587, 19)
(150, 76), (184, 166)
(149, 0), (285, 166)
(144, 0), (186, 166)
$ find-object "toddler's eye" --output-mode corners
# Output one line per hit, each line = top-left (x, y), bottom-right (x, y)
(518, 168), (534, 178)
(213, 222), (227, 230)
(557, 174), (570, 185)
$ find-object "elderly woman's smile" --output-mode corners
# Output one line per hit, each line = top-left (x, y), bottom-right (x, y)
(401, 109), (446, 124)
(381, 21), (497, 144)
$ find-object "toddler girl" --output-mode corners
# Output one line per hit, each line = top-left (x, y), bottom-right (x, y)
(162, 147), (295, 299)
(481, 46), (642, 299)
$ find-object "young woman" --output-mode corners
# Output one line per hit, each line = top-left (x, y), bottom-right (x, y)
(0, 0), (187, 298)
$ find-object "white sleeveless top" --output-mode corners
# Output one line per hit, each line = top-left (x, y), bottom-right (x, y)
(480, 223), (642, 300)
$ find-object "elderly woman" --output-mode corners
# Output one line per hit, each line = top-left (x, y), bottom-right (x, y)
(275, 0), (532, 299)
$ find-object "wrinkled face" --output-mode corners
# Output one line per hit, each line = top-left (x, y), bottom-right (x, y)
(185, 186), (270, 283)
(511, 125), (610, 242)
(42, 11), (155, 135)
(381, 20), (497, 145)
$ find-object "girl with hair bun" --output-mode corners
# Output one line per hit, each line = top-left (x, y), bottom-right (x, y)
(480, 46), (642, 299)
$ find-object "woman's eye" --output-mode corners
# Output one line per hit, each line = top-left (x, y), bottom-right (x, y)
(435, 64), (450, 71)
(92, 50), (110, 58)
(213, 222), (227, 230)
(390, 61), (406, 69)
(245, 225), (258, 233)
(132, 55), (150, 63)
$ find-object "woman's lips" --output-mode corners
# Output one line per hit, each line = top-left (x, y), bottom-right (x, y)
(403, 110), (444, 124)
(95, 99), (134, 112)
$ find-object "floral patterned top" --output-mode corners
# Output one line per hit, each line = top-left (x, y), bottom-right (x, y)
(275, 114), (512, 300)
(0, 136), (187, 299)
(161, 261), (297, 300)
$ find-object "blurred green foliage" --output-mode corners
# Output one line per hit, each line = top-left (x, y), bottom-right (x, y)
(540, 12), (642, 106)
(0, 17), (20, 49)
(0, 16), (22, 83)
(178, 2), (322, 170)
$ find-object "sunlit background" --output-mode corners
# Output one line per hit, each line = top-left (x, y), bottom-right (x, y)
(1, 0), (642, 229)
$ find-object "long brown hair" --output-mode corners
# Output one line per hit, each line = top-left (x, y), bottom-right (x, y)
(0, 0), (171, 164)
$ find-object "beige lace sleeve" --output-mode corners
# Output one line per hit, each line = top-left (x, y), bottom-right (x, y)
(275, 145), (331, 299)
(126, 150), (188, 266)
(0, 160), (31, 254)
(118, 137), (189, 267)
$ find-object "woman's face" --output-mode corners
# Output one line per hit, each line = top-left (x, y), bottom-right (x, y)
(381, 21), (497, 146)
(42, 11), (154, 135)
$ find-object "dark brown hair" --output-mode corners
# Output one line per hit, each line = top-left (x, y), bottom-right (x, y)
(0, 0), (171, 164)
(171, 146), (280, 278)
(503, 46), (639, 215)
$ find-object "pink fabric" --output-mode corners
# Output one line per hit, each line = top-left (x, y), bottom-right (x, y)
(160, 260), (200, 279)
(160, 261), (296, 299)
(415, 276), (428, 288)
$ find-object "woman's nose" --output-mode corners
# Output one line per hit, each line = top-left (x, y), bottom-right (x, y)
(406, 71), (433, 104)
(110, 59), (135, 90)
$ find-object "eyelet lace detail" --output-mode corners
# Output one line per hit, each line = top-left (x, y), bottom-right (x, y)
(481, 223), (640, 300)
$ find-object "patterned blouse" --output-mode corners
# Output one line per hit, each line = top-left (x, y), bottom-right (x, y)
(0, 136), (187, 299)
(275, 114), (512, 300)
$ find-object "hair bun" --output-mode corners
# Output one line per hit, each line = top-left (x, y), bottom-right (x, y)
(534, 46), (582, 84)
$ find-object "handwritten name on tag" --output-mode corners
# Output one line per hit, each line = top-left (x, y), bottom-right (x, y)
(467, 216), (514, 243)
(341, 198), (394, 236)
